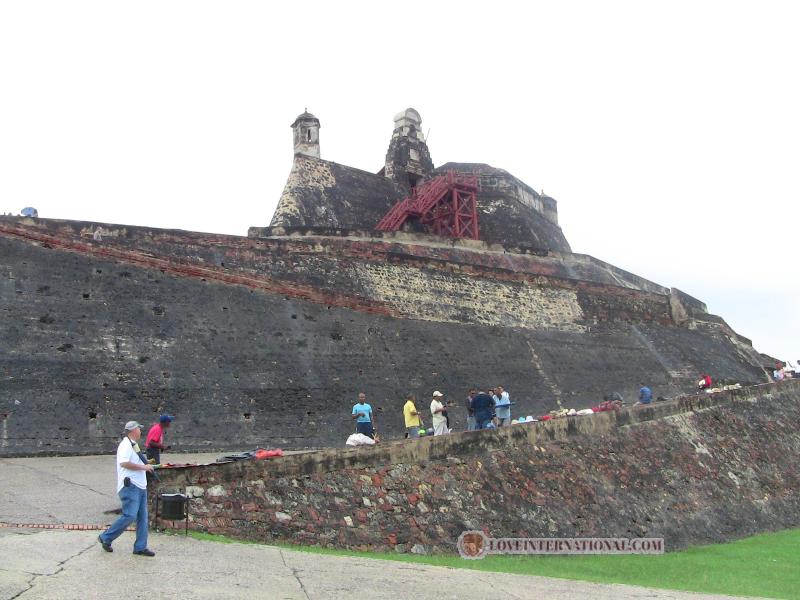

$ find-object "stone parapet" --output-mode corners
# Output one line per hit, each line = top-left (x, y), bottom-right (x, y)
(152, 381), (800, 553)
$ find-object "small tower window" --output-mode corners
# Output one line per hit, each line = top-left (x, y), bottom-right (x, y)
(307, 130), (312, 141)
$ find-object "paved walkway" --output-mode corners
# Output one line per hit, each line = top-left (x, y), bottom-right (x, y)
(0, 454), (761, 600)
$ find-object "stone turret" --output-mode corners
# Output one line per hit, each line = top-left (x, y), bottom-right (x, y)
(291, 110), (320, 158)
(383, 108), (434, 189)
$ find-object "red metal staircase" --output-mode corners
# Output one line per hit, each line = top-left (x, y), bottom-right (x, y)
(376, 171), (480, 240)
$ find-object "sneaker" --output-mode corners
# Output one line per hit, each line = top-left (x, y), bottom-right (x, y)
(133, 549), (155, 557)
(98, 535), (113, 553)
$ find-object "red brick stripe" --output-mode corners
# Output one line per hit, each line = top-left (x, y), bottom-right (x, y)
(0, 522), (135, 531)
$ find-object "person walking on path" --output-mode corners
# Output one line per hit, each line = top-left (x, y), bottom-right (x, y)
(145, 414), (174, 464)
(403, 394), (422, 438)
(97, 421), (156, 557)
(351, 392), (376, 438)
(430, 391), (448, 435)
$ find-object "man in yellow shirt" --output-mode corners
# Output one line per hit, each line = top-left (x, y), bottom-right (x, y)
(403, 394), (422, 438)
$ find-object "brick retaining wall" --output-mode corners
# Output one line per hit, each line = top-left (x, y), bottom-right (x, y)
(153, 381), (800, 553)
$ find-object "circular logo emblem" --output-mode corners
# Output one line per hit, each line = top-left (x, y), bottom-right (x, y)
(457, 530), (488, 559)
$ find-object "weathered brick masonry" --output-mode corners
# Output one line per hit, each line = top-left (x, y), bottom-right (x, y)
(153, 381), (800, 553)
(0, 217), (768, 455)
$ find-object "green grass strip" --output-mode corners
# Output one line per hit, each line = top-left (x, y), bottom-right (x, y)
(179, 528), (800, 599)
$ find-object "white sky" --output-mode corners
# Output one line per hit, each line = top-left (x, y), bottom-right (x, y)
(1, 1), (798, 364)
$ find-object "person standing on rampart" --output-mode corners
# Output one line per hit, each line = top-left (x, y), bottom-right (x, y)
(636, 384), (652, 405)
(494, 385), (512, 426)
(698, 374), (712, 391)
(470, 388), (495, 430)
(351, 392), (375, 438)
(403, 394), (421, 438)
(465, 388), (477, 431)
(430, 391), (448, 435)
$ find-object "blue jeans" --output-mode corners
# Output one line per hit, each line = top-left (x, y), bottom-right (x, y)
(356, 421), (374, 438)
(476, 418), (494, 430)
(100, 485), (148, 552)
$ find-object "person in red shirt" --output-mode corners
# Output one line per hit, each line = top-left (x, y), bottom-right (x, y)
(698, 374), (712, 391)
(145, 415), (174, 464)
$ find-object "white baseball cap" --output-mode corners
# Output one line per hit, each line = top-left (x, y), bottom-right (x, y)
(432, 391), (444, 397)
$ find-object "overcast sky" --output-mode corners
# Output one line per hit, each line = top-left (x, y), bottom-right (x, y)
(1, 1), (797, 364)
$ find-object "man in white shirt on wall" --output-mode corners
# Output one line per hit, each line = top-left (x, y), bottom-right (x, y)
(494, 385), (512, 426)
(430, 391), (448, 435)
(97, 420), (156, 557)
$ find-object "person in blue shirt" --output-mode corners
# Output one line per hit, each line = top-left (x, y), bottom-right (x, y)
(470, 388), (496, 430)
(351, 392), (375, 438)
(637, 384), (652, 405)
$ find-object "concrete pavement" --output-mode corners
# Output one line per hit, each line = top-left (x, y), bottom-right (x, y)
(0, 453), (762, 600)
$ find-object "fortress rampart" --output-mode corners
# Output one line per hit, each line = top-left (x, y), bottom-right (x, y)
(152, 381), (800, 553)
(0, 216), (767, 455)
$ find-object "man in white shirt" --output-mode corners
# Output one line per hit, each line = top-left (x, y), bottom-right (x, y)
(430, 391), (448, 435)
(494, 385), (512, 426)
(97, 420), (156, 556)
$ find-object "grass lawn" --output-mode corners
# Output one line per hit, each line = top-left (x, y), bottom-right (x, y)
(185, 528), (800, 599)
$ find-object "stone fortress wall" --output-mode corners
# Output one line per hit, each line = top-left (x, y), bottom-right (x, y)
(152, 380), (800, 553)
(0, 216), (766, 455)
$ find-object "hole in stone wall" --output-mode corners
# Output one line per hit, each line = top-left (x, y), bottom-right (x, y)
(222, 306), (228, 310)
(291, 314), (297, 319)
(96, 269), (102, 274)
(89, 411), (97, 419)
(83, 293), (90, 299)
(138, 356), (149, 363)
(56, 343), (73, 352)
(243, 413), (252, 420)
(37, 285), (50, 294)
(39, 314), (55, 324)
(152, 306), (165, 316)
(119, 271), (131, 278)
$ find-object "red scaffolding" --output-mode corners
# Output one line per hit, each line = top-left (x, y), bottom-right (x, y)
(376, 171), (479, 240)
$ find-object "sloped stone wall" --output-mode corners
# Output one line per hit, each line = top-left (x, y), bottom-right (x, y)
(0, 217), (768, 455)
(154, 381), (800, 553)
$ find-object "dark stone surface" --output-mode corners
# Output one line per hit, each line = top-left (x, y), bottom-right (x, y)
(270, 155), (406, 230)
(0, 218), (768, 456)
(435, 162), (571, 252)
(269, 154), (573, 251)
(153, 381), (800, 553)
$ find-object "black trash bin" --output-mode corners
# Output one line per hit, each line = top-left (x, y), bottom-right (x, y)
(155, 493), (190, 534)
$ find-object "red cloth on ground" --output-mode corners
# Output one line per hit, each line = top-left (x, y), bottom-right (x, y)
(254, 448), (284, 460)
